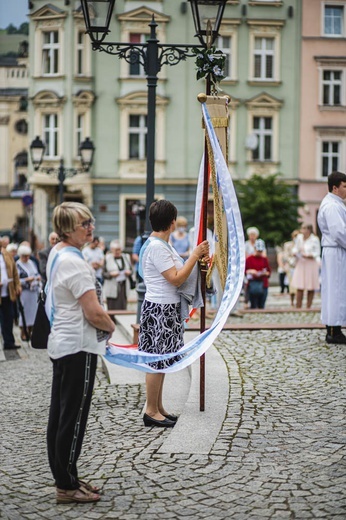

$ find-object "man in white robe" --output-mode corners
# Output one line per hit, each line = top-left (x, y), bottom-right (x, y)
(317, 171), (346, 344)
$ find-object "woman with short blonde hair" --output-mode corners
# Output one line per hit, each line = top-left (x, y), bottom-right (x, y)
(46, 202), (115, 504)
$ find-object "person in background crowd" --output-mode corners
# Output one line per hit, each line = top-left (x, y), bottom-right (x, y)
(6, 243), (18, 257)
(38, 232), (59, 286)
(82, 236), (105, 285)
(283, 230), (299, 306)
(138, 200), (209, 428)
(245, 227), (267, 258)
(0, 235), (11, 249)
(46, 202), (115, 504)
(103, 241), (133, 310)
(276, 245), (289, 294)
(6, 243), (19, 324)
(16, 245), (41, 340)
(245, 239), (271, 309)
(132, 234), (144, 282)
(244, 227), (266, 309)
(98, 237), (107, 254)
(0, 237), (21, 349)
(291, 224), (320, 309)
(317, 171), (346, 344)
(170, 216), (190, 261)
(15, 241), (40, 272)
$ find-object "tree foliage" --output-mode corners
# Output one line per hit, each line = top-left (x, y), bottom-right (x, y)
(234, 174), (303, 246)
(6, 23), (28, 35)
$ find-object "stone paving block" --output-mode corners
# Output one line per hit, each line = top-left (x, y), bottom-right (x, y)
(1, 296), (345, 518)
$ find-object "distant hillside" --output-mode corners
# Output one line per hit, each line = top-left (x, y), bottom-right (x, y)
(0, 33), (27, 56)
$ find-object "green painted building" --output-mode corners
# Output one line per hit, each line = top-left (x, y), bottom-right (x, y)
(28, 1), (301, 248)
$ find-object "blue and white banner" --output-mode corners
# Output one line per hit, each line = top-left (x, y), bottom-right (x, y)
(105, 103), (245, 373)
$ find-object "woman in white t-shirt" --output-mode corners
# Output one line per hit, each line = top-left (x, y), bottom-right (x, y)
(46, 202), (115, 505)
(138, 200), (209, 428)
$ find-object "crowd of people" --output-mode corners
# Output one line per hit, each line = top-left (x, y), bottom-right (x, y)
(1, 171), (345, 505)
(0, 230), (136, 350)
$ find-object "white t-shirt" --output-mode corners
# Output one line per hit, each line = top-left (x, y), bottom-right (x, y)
(46, 248), (106, 359)
(82, 246), (104, 278)
(142, 238), (184, 304)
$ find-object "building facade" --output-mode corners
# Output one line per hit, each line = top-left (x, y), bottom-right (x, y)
(0, 40), (30, 238)
(28, 0), (302, 247)
(299, 0), (346, 229)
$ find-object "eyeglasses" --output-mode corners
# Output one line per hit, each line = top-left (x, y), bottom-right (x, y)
(78, 218), (95, 229)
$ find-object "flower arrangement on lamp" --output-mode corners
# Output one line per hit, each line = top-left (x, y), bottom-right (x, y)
(192, 46), (226, 86)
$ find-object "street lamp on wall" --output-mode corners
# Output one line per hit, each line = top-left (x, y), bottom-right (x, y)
(29, 136), (95, 204)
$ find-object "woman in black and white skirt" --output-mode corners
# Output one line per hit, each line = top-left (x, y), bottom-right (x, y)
(138, 200), (209, 428)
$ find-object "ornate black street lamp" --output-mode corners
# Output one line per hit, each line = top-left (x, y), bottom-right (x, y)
(81, 0), (226, 410)
(81, 0), (226, 233)
(30, 136), (95, 204)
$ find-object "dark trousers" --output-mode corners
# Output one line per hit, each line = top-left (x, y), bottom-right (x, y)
(249, 288), (268, 309)
(47, 351), (97, 490)
(0, 296), (15, 346)
(279, 272), (289, 293)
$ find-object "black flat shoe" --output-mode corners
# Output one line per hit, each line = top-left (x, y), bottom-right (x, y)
(4, 344), (21, 350)
(143, 413), (175, 428)
(326, 333), (346, 345)
(163, 413), (178, 422)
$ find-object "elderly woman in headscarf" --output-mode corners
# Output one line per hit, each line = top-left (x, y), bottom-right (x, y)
(103, 240), (133, 310)
(16, 244), (41, 339)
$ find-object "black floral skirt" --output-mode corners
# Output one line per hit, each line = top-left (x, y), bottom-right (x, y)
(138, 300), (183, 370)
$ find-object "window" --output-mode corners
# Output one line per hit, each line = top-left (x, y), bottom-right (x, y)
(324, 5), (344, 36)
(322, 141), (340, 176)
(217, 35), (232, 79)
(252, 117), (272, 161)
(129, 33), (146, 76)
(254, 37), (274, 80)
(129, 115), (147, 159)
(42, 31), (59, 75)
(323, 70), (342, 105)
(76, 114), (84, 156)
(43, 114), (58, 158)
(76, 31), (85, 75)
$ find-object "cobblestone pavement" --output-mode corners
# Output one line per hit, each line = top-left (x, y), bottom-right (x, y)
(1, 312), (345, 519)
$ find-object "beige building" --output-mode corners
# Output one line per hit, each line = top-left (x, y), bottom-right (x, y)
(0, 40), (29, 238)
(299, 0), (346, 228)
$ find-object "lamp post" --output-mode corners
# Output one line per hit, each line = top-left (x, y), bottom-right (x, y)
(30, 136), (95, 204)
(81, 0), (226, 233)
(81, 0), (226, 410)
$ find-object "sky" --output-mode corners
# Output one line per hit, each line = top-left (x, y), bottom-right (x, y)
(0, 0), (29, 30)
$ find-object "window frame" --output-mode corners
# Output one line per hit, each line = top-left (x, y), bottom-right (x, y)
(252, 116), (273, 162)
(322, 69), (343, 105)
(43, 113), (59, 159)
(322, 3), (345, 37)
(245, 93), (282, 175)
(315, 129), (346, 179)
(321, 140), (341, 176)
(217, 35), (232, 80)
(317, 57), (346, 108)
(76, 29), (87, 76)
(218, 20), (239, 83)
(128, 33), (147, 77)
(129, 114), (148, 160)
(248, 22), (283, 84)
(41, 30), (60, 76)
